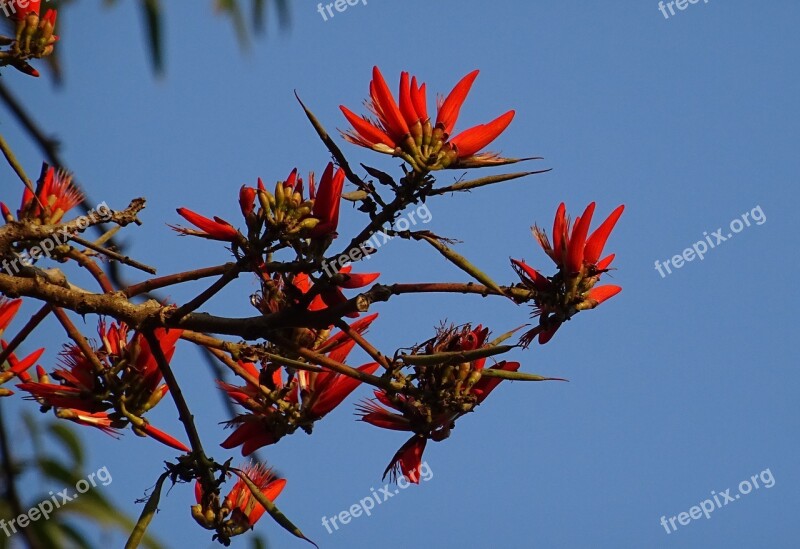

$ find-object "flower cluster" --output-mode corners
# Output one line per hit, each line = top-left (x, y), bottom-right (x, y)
(173, 163), (344, 249)
(1, 164), (83, 225)
(357, 324), (524, 483)
(512, 202), (624, 345)
(0, 0), (58, 76)
(16, 320), (190, 451)
(193, 462), (286, 541)
(220, 313), (379, 456)
(341, 67), (517, 171)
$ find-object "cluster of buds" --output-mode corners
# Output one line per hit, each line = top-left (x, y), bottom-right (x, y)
(358, 324), (523, 482)
(341, 67), (518, 172)
(16, 320), (190, 451)
(0, 0), (58, 76)
(512, 202), (625, 345)
(192, 462), (286, 543)
(220, 313), (379, 456)
(173, 162), (345, 258)
(257, 170), (320, 238)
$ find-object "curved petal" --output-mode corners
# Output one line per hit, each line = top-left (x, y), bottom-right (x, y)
(450, 110), (515, 158)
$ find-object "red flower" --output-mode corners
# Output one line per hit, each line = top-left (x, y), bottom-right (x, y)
(221, 314), (380, 456)
(298, 313), (380, 418)
(512, 202), (624, 345)
(293, 266), (380, 318)
(341, 67), (516, 171)
(0, 341), (45, 393)
(308, 162), (345, 238)
(172, 208), (241, 242)
(219, 362), (298, 455)
(17, 164), (83, 224)
(194, 462), (286, 533)
(16, 322), (189, 450)
(357, 324), (521, 483)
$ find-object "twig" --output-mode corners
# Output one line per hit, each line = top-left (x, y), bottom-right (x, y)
(70, 234), (156, 275)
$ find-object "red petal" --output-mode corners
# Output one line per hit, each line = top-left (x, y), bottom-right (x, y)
(587, 285), (621, 304)
(450, 110), (515, 158)
(584, 205), (624, 265)
(410, 77), (428, 121)
(551, 203), (567, 266)
(0, 299), (22, 333)
(398, 72), (419, 127)
(340, 106), (395, 148)
(436, 70), (479, 135)
(142, 424), (190, 453)
(596, 254), (615, 271)
(338, 271), (380, 289)
(309, 363), (379, 417)
(511, 259), (551, 291)
(384, 436), (427, 483)
(370, 67), (409, 139)
(566, 203), (595, 273)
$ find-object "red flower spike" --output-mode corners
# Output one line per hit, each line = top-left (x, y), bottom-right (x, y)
(17, 165), (82, 224)
(195, 462), (286, 531)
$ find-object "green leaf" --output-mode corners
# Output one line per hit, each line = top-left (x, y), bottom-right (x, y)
(37, 457), (82, 485)
(400, 345), (514, 367)
(125, 472), (168, 549)
(419, 235), (508, 298)
(140, 0), (163, 75)
(46, 422), (84, 468)
(56, 522), (95, 549)
(479, 369), (568, 382)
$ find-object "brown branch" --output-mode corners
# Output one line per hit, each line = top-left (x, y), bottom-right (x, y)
(69, 234), (156, 275)
(170, 264), (242, 322)
(64, 248), (114, 294)
(142, 330), (216, 493)
(269, 334), (393, 391)
(333, 318), (390, 370)
(123, 264), (235, 298)
(51, 307), (106, 374)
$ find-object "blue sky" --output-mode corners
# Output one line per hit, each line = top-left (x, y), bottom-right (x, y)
(2, 1), (799, 547)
